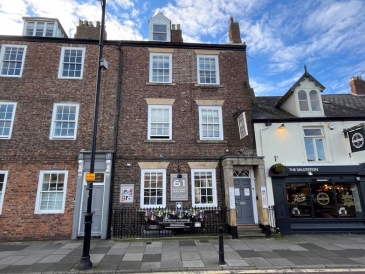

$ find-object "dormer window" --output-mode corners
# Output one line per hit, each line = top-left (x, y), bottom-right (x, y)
(25, 22), (55, 37)
(298, 90), (321, 111)
(22, 17), (68, 38)
(153, 24), (167, 41)
(148, 13), (171, 42)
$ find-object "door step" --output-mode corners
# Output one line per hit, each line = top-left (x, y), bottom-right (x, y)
(237, 224), (265, 238)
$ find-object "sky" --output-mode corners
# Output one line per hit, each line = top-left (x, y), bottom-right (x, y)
(1, 0), (364, 96)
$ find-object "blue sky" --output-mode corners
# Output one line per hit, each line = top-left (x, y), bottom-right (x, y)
(1, 0), (364, 96)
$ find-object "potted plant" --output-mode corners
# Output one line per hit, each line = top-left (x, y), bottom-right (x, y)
(271, 163), (286, 174)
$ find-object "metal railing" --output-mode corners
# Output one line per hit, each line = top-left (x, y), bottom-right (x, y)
(112, 206), (227, 239)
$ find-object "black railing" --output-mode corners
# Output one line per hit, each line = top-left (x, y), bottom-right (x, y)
(112, 206), (227, 239)
(268, 205), (279, 234)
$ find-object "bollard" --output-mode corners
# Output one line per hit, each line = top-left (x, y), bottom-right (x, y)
(218, 226), (225, 265)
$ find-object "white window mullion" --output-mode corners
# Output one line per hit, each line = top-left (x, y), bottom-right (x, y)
(58, 47), (85, 79)
(191, 169), (217, 207)
(50, 103), (79, 140)
(0, 45), (27, 77)
(140, 169), (166, 208)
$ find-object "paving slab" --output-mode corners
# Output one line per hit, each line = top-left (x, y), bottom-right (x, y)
(244, 257), (272, 266)
(161, 252), (180, 260)
(141, 261), (160, 270)
(181, 252), (201, 261)
(122, 253), (143, 261)
(159, 259), (183, 269)
(37, 254), (66, 263)
(12, 255), (43, 265)
(182, 259), (205, 268)
(225, 258), (250, 267)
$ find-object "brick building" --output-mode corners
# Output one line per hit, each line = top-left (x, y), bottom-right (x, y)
(0, 14), (268, 240)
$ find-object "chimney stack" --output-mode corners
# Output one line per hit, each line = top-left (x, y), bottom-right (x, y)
(228, 16), (242, 43)
(171, 23), (183, 42)
(350, 76), (365, 95)
(74, 19), (107, 40)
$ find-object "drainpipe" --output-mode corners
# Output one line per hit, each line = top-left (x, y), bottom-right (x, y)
(108, 42), (123, 238)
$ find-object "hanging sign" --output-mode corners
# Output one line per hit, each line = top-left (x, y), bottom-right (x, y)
(237, 112), (248, 139)
(348, 128), (365, 153)
(170, 174), (188, 201)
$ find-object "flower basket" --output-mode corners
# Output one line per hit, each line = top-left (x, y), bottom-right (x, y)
(271, 163), (286, 174)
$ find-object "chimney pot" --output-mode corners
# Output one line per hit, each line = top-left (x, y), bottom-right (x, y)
(172, 24), (175, 30)
(230, 16), (234, 23)
(177, 24), (180, 30)
(78, 19), (83, 26)
(84, 20), (88, 26)
(96, 21), (100, 27)
(228, 16), (242, 43)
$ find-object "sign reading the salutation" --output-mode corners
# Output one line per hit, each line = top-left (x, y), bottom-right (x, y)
(170, 173), (188, 201)
(348, 128), (365, 153)
(85, 173), (95, 181)
(237, 112), (248, 139)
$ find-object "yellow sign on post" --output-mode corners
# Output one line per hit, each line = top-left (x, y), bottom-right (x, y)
(85, 173), (96, 182)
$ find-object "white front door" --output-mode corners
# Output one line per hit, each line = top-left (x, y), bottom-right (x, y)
(78, 176), (105, 236)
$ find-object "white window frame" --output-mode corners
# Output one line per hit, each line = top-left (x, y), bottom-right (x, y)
(24, 21), (56, 37)
(298, 90), (322, 112)
(35, 170), (68, 214)
(303, 127), (327, 162)
(152, 24), (168, 42)
(140, 169), (166, 208)
(191, 169), (217, 207)
(50, 103), (80, 140)
(0, 171), (8, 215)
(147, 105), (172, 140)
(149, 53), (172, 83)
(0, 102), (17, 139)
(199, 106), (223, 140)
(58, 47), (85, 79)
(0, 45), (27, 77)
(197, 55), (220, 85)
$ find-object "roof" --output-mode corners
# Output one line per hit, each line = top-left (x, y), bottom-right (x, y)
(275, 65), (326, 108)
(253, 94), (365, 121)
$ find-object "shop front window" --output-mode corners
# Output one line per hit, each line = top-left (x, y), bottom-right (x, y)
(287, 183), (312, 218)
(286, 182), (362, 219)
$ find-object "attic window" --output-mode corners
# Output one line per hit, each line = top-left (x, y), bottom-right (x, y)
(153, 24), (167, 41)
(298, 90), (321, 112)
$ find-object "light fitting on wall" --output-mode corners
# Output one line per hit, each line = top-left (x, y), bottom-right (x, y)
(307, 171), (313, 176)
(328, 123), (335, 130)
(265, 121), (272, 126)
(279, 124), (285, 129)
(177, 161), (182, 178)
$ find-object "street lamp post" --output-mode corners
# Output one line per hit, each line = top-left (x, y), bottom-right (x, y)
(78, 0), (106, 270)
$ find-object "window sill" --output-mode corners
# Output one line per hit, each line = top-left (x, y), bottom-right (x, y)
(146, 82), (176, 86)
(195, 84), (224, 88)
(50, 138), (77, 140)
(145, 139), (175, 143)
(197, 140), (227, 144)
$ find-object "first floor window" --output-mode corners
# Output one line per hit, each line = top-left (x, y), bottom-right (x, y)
(35, 171), (68, 214)
(0, 171), (8, 215)
(303, 128), (326, 162)
(58, 47), (85, 79)
(148, 105), (172, 140)
(140, 169), (166, 208)
(0, 45), (27, 77)
(199, 106), (223, 140)
(286, 182), (362, 219)
(149, 53), (172, 83)
(50, 103), (79, 139)
(191, 169), (217, 207)
(0, 102), (17, 139)
(197, 55), (220, 85)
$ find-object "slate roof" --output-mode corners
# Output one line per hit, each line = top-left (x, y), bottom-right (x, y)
(253, 94), (365, 121)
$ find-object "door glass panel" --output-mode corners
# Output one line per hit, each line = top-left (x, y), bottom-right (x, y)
(311, 183), (336, 218)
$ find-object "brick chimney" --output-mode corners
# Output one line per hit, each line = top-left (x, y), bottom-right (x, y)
(350, 76), (365, 95)
(171, 24), (183, 42)
(228, 16), (242, 43)
(74, 20), (107, 40)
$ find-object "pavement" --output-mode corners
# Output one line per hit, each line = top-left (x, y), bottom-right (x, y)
(2, 234), (365, 273)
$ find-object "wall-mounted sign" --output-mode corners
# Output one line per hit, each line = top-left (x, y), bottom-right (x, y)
(261, 187), (268, 208)
(120, 184), (134, 203)
(85, 172), (104, 182)
(229, 187), (235, 209)
(170, 174), (188, 201)
(349, 128), (365, 153)
(237, 112), (248, 139)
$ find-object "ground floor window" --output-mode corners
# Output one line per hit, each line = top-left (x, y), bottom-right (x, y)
(287, 182), (362, 219)
(0, 171), (8, 214)
(191, 169), (217, 207)
(140, 169), (166, 208)
(35, 171), (68, 214)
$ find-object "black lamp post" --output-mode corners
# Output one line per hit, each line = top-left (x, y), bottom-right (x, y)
(78, 0), (106, 270)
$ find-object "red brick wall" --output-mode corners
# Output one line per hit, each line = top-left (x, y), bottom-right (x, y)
(113, 45), (254, 208)
(0, 39), (119, 239)
(350, 76), (365, 95)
